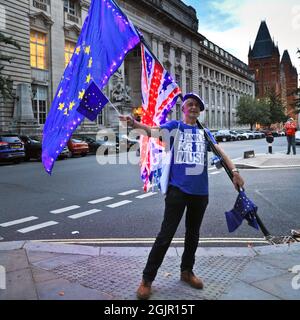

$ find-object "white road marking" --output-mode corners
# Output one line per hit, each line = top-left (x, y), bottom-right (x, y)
(107, 200), (132, 208)
(68, 209), (102, 220)
(88, 197), (113, 204)
(50, 205), (80, 214)
(0, 216), (38, 227)
(118, 190), (139, 196)
(136, 192), (158, 199)
(17, 221), (58, 234)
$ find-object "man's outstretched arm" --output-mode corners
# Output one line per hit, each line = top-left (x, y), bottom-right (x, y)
(119, 115), (160, 137)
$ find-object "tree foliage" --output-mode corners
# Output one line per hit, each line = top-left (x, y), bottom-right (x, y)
(236, 89), (286, 129)
(0, 32), (21, 99)
(236, 96), (269, 130)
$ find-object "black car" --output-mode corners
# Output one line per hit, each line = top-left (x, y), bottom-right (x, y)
(0, 134), (25, 163)
(19, 135), (42, 161)
(78, 136), (103, 154)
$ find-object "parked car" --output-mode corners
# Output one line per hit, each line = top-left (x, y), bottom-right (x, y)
(243, 130), (255, 139)
(67, 138), (89, 157)
(296, 131), (300, 145)
(19, 135), (42, 161)
(214, 130), (232, 142)
(77, 136), (103, 154)
(58, 146), (70, 159)
(118, 134), (140, 151)
(252, 131), (263, 139)
(99, 139), (120, 155)
(0, 134), (25, 163)
(235, 130), (250, 140)
(229, 130), (245, 141)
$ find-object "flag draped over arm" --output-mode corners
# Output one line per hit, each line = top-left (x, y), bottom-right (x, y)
(42, 0), (140, 174)
(139, 43), (181, 191)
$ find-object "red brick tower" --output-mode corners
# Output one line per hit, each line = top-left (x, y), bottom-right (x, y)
(248, 21), (281, 98)
(280, 50), (298, 120)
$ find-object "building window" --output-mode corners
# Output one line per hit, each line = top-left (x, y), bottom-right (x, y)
(97, 112), (104, 125)
(175, 74), (181, 87)
(30, 30), (47, 70)
(205, 87), (209, 103)
(64, 0), (78, 16)
(186, 77), (191, 93)
(65, 40), (76, 67)
(211, 88), (215, 105)
(32, 86), (48, 125)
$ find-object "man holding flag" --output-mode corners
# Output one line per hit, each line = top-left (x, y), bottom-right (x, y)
(120, 93), (244, 300)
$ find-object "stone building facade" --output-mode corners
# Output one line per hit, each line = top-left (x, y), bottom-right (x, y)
(0, 0), (255, 136)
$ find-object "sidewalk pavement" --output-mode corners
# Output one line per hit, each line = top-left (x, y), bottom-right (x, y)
(0, 240), (299, 300)
(233, 152), (300, 169)
(1, 152), (299, 301)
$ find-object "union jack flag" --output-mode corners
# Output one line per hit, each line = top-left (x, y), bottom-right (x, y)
(140, 42), (181, 191)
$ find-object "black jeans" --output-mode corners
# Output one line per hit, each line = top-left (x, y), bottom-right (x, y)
(287, 136), (296, 155)
(143, 185), (208, 282)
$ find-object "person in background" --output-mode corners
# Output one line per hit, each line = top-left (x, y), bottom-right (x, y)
(284, 118), (297, 155)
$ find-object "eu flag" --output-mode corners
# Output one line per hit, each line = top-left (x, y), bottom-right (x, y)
(42, 0), (140, 174)
(225, 191), (260, 233)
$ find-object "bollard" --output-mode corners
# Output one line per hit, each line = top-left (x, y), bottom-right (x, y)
(266, 133), (274, 154)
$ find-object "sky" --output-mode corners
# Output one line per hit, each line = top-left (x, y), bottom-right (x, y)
(183, 0), (300, 83)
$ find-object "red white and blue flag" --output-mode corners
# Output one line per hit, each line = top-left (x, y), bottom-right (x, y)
(140, 43), (181, 191)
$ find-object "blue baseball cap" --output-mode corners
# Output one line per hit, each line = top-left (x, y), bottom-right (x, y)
(182, 93), (205, 111)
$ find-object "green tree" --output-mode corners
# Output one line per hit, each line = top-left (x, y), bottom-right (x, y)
(0, 32), (21, 99)
(267, 88), (287, 125)
(236, 96), (268, 130)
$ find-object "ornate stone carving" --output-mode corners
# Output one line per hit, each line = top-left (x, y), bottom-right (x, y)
(111, 69), (132, 103)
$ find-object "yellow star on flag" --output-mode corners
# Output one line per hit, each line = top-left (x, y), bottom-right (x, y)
(78, 89), (85, 100)
(85, 73), (91, 84)
(85, 46), (91, 55)
(68, 101), (75, 111)
(88, 57), (93, 68)
(64, 108), (69, 116)
(58, 103), (65, 111)
(75, 46), (81, 55)
(57, 88), (63, 98)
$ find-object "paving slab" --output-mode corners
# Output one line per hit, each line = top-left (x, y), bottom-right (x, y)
(0, 241), (25, 251)
(26, 251), (65, 264)
(31, 267), (63, 284)
(100, 246), (152, 257)
(237, 259), (287, 283)
(35, 277), (114, 300)
(24, 241), (100, 256)
(252, 272), (300, 300)
(0, 268), (37, 300)
(0, 249), (29, 273)
(256, 252), (300, 270)
(220, 279), (280, 300)
(31, 254), (92, 271)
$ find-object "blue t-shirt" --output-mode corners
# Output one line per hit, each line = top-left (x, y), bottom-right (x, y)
(160, 120), (217, 196)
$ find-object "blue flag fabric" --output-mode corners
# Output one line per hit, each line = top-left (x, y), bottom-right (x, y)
(77, 81), (109, 121)
(225, 190), (260, 233)
(42, 0), (140, 174)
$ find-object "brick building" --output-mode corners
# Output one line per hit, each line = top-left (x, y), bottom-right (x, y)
(248, 21), (299, 123)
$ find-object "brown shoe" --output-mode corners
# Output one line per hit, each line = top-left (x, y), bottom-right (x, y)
(136, 279), (152, 300)
(180, 270), (204, 289)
